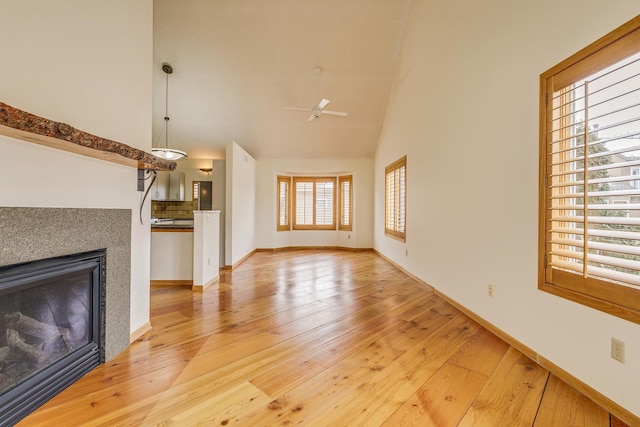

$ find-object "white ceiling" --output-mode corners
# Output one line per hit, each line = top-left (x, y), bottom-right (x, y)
(152, 0), (412, 160)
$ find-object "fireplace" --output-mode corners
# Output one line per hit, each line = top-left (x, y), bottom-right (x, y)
(0, 250), (104, 426)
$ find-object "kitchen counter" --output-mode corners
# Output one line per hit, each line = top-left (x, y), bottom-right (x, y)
(151, 225), (194, 231)
(149, 211), (220, 289)
(151, 218), (194, 231)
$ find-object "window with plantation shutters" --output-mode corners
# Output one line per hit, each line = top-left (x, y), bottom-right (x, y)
(277, 175), (290, 231)
(339, 175), (352, 231)
(385, 156), (406, 241)
(293, 177), (336, 230)
(540, 16), (640, 323)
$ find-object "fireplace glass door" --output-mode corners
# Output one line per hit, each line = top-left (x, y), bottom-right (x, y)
(0, 250), (104, 426)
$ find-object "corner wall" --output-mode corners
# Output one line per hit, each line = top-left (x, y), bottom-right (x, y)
(0, 0), (153, 346)
(225, 141), (256, 266)
(374, 0), (640, 417)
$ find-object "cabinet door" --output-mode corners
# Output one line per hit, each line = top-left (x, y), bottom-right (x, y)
(168, 172), (185, 201)
(151, 172), (185, 201)
(151, 172), (169, 200)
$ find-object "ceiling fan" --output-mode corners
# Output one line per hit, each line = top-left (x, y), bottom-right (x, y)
(287, 99), (348, 121)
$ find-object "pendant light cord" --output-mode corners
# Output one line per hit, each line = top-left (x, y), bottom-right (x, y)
(164, 69), (170, 149)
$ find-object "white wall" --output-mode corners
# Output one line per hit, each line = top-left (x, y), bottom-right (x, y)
(225, 141), (256, 266)
(255, 158), (374, 249)
(374, 0), (640, 416)
(211, 159), (226, 266)
(174, 158), (214, 201)
(0, 1), (153, 337)
(193, 210), (220, 288)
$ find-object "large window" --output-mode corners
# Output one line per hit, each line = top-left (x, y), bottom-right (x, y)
(339, 175), (353, 231)
(277, 175), (290, 231)
(385, 156), (406, 241)
(293, 177), (336, 230)
(540, 16), (640, 323)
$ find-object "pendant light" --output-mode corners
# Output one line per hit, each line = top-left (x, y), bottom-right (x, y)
(151, 62), (187, 161)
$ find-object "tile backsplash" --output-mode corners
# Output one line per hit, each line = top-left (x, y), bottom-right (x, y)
(151, 200), (197, 219)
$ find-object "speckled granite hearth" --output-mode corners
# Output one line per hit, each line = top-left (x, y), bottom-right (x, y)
(0, 207), (131, 360)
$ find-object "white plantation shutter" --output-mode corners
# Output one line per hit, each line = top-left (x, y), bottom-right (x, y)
(315, 181), (334, 226)
(385, 157), (406, 240)
(295, 181), (314, 226)
(277, 176), (290, 231)
(293, 177), (336, 230)
(541, 17), (640, 322)
(339, 176), (352, 231)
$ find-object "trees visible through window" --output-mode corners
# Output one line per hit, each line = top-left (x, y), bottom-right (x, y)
(540, 16), (640, 323)
(385, 156), (406, 241)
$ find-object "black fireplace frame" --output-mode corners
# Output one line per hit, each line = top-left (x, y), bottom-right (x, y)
(0, 250), (105, 426)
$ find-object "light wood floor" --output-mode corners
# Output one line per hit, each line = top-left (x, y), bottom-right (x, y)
(20, 250), (626, 426)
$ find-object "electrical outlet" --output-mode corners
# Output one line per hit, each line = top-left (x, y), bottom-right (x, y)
(405, 250), (409, 257)
(611, 337), (625, 363)
(348, 234), (351, 240)
(488, 284), (494, 297)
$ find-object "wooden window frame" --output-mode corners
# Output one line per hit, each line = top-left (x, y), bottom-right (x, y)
(192, 181), (199, 201)
(385, 156), (407, 241)
(539, 16), (640, 324)
(277, 175), (291, 231)
(339, 175), (353, 231)
(292, 176), (337, 230)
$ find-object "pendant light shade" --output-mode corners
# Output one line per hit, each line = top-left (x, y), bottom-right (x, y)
(152, 62), (187, 161)
(150, 147), (187, 160)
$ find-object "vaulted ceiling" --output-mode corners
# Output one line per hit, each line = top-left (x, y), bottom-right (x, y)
(153, 0), (412, 159)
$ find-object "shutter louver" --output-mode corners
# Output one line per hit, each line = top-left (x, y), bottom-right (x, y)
(296, 181), (314, 226)
(277, 176), (290, 231)
(547, 51), (640, 289)
(385, 157), (406, 240)
(292, 177), (336, 230)
(339, 176), (352, 231)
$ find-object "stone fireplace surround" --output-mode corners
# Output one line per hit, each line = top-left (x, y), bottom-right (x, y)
(0, 207), (131, 360)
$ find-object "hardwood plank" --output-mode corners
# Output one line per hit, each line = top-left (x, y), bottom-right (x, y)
(309, 314), (481, 426)
(249, 315), (408, 396)
(141, 381), (270, 426)
(383, 363), (487, 427)
(534, 374), (609, 427)
(16, 250), (630, 426)
(458, 347), (549, 427)
(383, 328), (510, 427)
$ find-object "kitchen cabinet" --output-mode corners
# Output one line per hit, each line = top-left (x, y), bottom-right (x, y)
(150, 229), (193, 281)
(151, 171), (185, 201)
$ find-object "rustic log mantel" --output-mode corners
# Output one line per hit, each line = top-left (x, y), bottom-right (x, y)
(0, 102), (176, 171)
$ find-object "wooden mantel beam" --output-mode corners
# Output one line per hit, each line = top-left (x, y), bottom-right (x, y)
(0, 102), (176, 171)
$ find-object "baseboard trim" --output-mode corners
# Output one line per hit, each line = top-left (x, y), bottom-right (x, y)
(192, 275), (219, 292)
(373, 251), (639, 426)
(150, 280), (193, 287)
(255, 246), (373, 252)
(129, 321), (151, 344)
(373, 249), (434, 292)
(230, 249), (256, 269)
(224, 247), (374, 269)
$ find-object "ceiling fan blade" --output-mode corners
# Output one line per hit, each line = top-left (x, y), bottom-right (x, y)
(317, 99), (330, 109)
(322, 110), (348, 117)
(286, 107), (312, 112)
(306, 113), (316, 122)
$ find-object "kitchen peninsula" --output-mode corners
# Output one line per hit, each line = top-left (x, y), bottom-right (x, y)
(150, 210), (220, 290)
